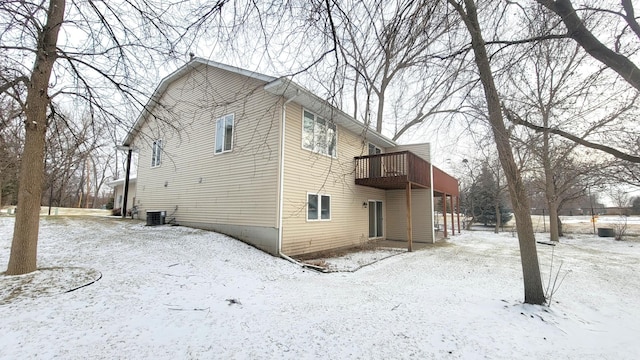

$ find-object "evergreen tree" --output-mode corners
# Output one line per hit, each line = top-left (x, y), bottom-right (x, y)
(469, 164), (513, 226)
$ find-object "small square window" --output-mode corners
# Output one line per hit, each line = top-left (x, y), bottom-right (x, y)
(307, 193), (331, 221)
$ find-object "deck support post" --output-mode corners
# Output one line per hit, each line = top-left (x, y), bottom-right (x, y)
(406, 182), (413, 252)
(457, 196), (461, 233)
(443, 193), (448, 238)
(450, 195), (455, 236)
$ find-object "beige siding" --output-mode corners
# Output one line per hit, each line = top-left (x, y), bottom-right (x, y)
(385, 188), (434, 243)
(112, 182), (137, 212)
(389, 143), (430, 162)
(384, 142), (434, 243)
(281, 103), (386, 256)
(131, 65), (281, 231)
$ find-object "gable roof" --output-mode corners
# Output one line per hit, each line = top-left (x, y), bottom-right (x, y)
(123, 58), (396, 148)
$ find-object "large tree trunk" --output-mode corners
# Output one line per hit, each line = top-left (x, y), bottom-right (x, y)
(494, 171), (501, 233)
(547, 203), (560, 241)
(557, 215), (564, 237)
(451, 0), (546, 304)
(543, 116), (560, 241)
(6, 0), (65, 275)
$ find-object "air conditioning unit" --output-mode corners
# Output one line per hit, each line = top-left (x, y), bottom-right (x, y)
(146, 210), (166, 226)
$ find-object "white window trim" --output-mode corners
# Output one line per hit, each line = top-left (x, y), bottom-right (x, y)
(301, 108), (337, 158)
(306, 192), (332, 221)
(151, 139), (163, 168)
(368, 143), (382, 155)
(215, 113), (234, 155)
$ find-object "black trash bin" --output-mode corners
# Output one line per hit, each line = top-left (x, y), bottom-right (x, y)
(597, 228), (615, 237)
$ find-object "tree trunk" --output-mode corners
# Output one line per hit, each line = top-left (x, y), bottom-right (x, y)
(494, 201), (500, 233)
(375, 85), (386, 133)
(6, 0), (65, 275)
(557, 215), (564, 237)
(494, 169), (501, 233)
(547, 203), (560, 241)
(451, 0), (546, 304)
(542, 103), (560, 241)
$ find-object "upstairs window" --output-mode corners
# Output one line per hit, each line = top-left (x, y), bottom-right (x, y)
(302, 110), (336, 157)
(307, 193), (331, 221)
(151, 139), (162, 167)
(215, 114), (234, 154)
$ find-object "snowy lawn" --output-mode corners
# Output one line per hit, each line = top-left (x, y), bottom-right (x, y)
(1, 216), (639, 359)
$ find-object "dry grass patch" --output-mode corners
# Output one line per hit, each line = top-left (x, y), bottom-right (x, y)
(0, 267), (102, 305)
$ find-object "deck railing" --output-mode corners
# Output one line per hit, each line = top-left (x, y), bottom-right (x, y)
(354, 151), (431, 189)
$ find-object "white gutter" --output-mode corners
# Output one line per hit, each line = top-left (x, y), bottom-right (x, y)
(277, 91), (299, 259)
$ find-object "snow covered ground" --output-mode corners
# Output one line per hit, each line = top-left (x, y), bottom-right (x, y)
(1, 216), (639, 359)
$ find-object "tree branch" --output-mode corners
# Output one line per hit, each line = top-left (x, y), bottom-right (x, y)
(538, 0), (640, 91)
(0, 76), (29, 95)
(621, 0), (640, 41)
(504, 108), (640, 163)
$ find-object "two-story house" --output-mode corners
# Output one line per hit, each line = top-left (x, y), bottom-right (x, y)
(120, 58), (460, 257)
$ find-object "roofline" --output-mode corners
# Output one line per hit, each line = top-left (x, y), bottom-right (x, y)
(194, 58), (276, 83)
(107, 177), (137, 187)
(123, 59), (395, 149)
(122, 58), (276, 146)
(264, 78), (397, 148)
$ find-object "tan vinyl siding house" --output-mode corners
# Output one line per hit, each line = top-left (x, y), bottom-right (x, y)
(279, 102), (388, 255)
(107, 178), (137, 213)
(126, 61), (283, 252)
(122, 58), (458, 258)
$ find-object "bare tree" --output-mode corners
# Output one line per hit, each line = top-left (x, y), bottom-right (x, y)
(447, 0), (546, 304)
(0, 96), (23, 206)
(501, 5), (637, 241)
(508, 1), (640, 163)
(610, 185), (632, 215)
(326, 1), (467, 137)
(537, 0), (640, 92)
(1, 0), (199, 275)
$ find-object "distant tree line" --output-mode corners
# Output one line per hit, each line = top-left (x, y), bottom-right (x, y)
(0, 105), (115, 209)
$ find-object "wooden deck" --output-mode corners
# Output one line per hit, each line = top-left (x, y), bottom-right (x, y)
(354, 151), (431, 189)
(355, 150), (462, 242)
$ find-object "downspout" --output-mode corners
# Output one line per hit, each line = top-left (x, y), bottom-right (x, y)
(122, 147), (133, 219)
(277, 91), (299, 262)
